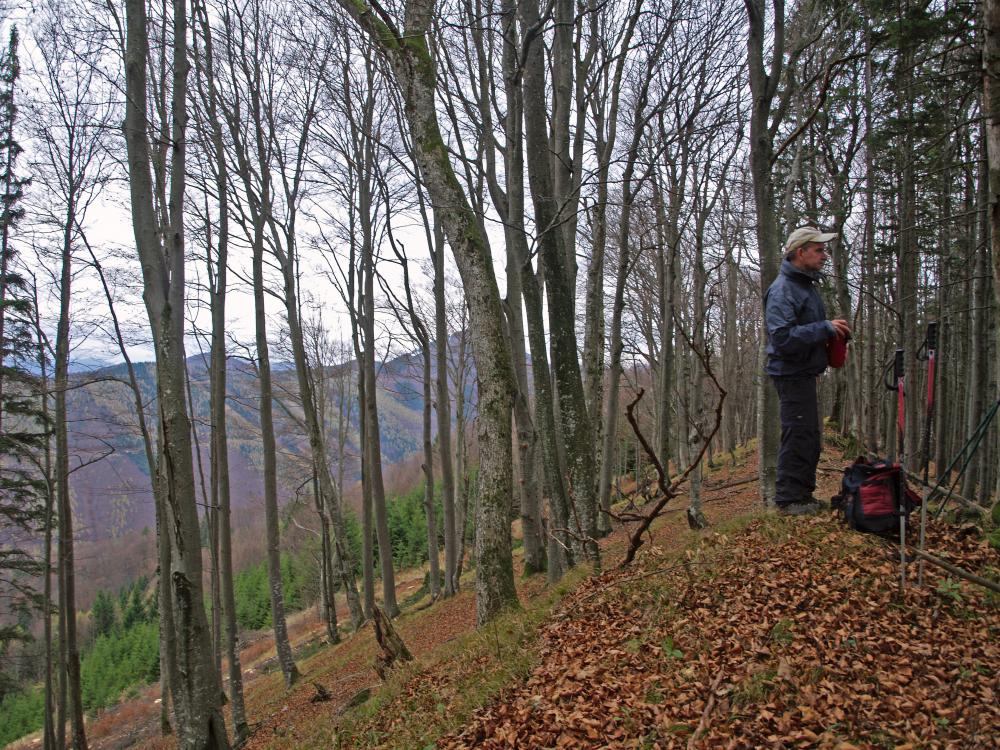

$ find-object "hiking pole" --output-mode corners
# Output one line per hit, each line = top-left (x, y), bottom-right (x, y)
(930, 398), (1000, 518)
(893, 349), (907, 591)
(916, 322), (937, 586)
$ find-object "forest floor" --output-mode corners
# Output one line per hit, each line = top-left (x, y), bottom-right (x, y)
(9, 435), (998, 749)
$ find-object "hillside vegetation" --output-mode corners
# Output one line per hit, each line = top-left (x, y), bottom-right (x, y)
(18, 446), (993, 750)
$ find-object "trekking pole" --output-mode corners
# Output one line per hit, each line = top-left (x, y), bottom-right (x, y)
(930, 398), (1000, 518)
(916, 322), (937, 586)
(893, 349), (907, 591)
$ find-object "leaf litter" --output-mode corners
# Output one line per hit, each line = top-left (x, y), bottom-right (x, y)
(437, 512), (998, 749)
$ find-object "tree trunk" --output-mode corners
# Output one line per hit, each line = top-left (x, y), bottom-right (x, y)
(251, 228), (300, 689)
(421, 336), (441, 599)
(356, 347), (376, 618)
(54, 189), (86, 750)
(334, 0), (519, 624)
(745, 0), (786, 505)
(123, 1), (230, 744)
(497, 0), (569, 578)
(962, 154), (989, 498)
(989, 0), (1000, 499)
(897, 10), (920, 469)
(361, 250), (399, 617)
(431, 221), (458, 596)
(36, 308), (56, 750)
(519, 0), (598, 565)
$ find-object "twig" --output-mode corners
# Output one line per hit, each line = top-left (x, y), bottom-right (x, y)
(912, 550), (1000, 594)
(703, 476), (756, 492)
(619, 323), (726, 567)
(688, 670), (725, 749)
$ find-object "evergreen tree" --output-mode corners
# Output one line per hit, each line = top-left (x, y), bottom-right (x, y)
(0, 24), (44, 658)
(90, 591), (116, 638)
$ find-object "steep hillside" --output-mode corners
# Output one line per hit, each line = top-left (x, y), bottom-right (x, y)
(13, 444), (996, 750)
(62, 350), (440, 543)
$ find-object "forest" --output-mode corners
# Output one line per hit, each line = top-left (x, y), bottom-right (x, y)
(0, 0), (998, 748)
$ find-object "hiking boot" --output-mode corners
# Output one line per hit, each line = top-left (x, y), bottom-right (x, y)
(776, 500), (823, 516)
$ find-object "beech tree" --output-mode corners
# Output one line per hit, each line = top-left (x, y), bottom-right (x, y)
(331, 0), (519, 624)
(122, 0), (230, 744)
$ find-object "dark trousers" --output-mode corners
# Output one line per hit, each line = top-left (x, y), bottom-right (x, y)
(772, 376), (821, 505)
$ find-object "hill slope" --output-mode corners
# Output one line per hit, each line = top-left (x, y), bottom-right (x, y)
(15, 446), (997, 750)
(63, 350), (441, 542)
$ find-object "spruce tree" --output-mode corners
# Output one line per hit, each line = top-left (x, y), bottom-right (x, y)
(0, 25), (45, 668)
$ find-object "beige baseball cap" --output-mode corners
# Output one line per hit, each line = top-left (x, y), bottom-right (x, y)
(784, 226), (837, 256)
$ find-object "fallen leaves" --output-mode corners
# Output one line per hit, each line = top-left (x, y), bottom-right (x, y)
(438, 513), (999, 749)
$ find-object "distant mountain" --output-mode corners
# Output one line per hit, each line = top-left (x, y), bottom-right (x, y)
(64, 345), (461, 543)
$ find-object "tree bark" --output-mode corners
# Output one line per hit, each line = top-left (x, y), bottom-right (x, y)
(190, 0), (249, 733)
(334, 0), (518, 624)
(123, 0), (229, 744)
(431, 220), (458, 595)
(519, 0), (598, 565)
(745, 0), (786, 505)
(251, 223), (300, 689)
(361, 245), (399, 617)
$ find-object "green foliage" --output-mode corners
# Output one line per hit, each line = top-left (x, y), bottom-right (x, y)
(935, 578), (963, 605)
(0, 25), (46, 704)
(232, 552), (312, 630)
(0, 578), (159, 744)
(91, 590), (117, 638)
(0, 685), (44, 746)
(384, 482), (443, 571)
(79, 620), (159, 713)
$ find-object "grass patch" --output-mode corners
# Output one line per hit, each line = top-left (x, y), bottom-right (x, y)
(731, 668), (778, 707)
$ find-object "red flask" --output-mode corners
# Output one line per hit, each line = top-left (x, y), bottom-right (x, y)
(827, 333), (849, 368)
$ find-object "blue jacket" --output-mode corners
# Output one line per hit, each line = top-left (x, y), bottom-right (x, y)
(764, 260), (835, 377)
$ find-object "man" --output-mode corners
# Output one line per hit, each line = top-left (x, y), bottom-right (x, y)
(764, 226), (851, 515)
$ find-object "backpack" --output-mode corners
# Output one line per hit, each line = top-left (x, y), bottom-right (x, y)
(831, 457), (922, 535)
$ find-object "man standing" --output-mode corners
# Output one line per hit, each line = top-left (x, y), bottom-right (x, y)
(764, 226), (851, 515)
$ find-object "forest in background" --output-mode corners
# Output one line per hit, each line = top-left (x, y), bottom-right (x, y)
(0, 0), (998, 747)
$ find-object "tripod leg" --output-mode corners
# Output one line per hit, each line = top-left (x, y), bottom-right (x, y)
(917, 486), (929, 586)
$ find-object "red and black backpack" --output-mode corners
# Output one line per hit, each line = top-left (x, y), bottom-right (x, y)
(831, 457), (922, 535)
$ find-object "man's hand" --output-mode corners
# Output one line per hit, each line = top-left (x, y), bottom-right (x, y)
(830, 319), (851, 339)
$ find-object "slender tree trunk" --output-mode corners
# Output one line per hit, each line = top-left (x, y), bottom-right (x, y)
(497, 0), (569, 578)
(453, 323), (470, 586)
(520, 0), (597, 564)
(202, 84), (249, 744)
(431, 221), (458, 596)
(988, 0), (1000, 499)
(54, 196), (86, 750)
(356, 352), (376, 617)
(362, 253), (398, 617)
(123, 1), (229, 744)
(897, 6), (920, 468)
(35, 306), (56, 750)
(188, 3), (248, 728)
(251, 229), (299, 688)
(863, 33), (879, 452)
(963, 154), (989, 498)
(655, 171), (677, 473)
(420, 335), (440, 598)
(687, 213), (711, 530)
(745, 0), (786, 505)
(278, 262), (364, 630)
(724, 245), (739, 456)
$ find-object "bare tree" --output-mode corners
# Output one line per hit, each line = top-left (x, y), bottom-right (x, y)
(189, 0), (249, 735)
(122, 0), (229, 743)
(332, 0), (519, 624)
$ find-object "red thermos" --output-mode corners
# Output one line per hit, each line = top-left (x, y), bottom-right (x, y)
(827, 332), (849, 368)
